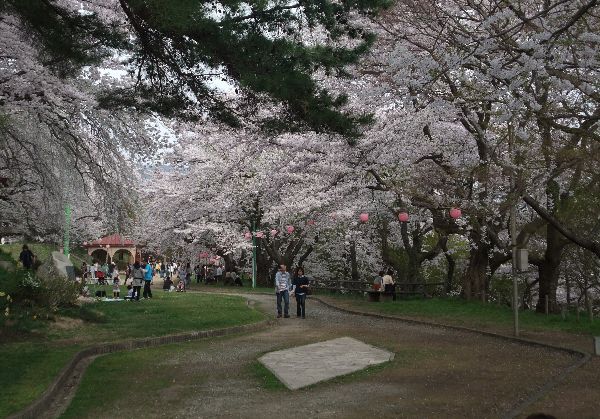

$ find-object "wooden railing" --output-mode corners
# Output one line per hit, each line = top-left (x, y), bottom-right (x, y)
(309, 279), (446, 296)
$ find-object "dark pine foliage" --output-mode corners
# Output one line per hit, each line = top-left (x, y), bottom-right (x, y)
(3, 0), (390, 138)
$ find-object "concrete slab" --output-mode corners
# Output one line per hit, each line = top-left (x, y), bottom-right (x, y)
(258, 336), (394, 390)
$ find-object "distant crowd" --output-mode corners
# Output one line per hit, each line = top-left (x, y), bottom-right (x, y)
(79, 259), (243, 300)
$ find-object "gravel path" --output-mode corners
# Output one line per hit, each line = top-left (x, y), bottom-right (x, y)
(71, 293), (578, 419)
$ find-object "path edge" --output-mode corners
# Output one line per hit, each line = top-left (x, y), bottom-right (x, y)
(310, 295), (592, 419)
(8, 319), (271, 419)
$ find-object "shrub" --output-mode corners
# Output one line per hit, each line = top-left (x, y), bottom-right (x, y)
(39, 276), (79, 311)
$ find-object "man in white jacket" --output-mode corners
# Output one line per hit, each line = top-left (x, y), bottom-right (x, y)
(274, 264), (292, 318)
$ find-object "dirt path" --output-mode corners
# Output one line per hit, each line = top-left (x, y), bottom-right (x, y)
(64, 293), (584, 419)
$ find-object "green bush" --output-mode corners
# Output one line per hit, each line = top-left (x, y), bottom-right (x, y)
(39, 275), (79, 311)
(0, 263), (79, 329)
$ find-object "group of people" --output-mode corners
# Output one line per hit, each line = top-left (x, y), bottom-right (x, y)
(373, 269), (397, 300)
(274, 264), (310, 318)
(81, 259), (155, 301)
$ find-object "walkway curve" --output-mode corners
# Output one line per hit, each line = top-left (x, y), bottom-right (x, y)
(310, 295), (592, 419)
(198, 290), (592, 419)
(9, 317), (271, 419)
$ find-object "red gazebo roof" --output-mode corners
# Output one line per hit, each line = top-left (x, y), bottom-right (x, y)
(85, 234), (136, 247)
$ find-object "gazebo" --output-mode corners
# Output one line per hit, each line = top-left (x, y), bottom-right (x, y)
(84, 234), (139, 266)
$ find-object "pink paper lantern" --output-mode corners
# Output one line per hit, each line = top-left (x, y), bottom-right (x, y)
(359, 213), (369, 223)
(449, 208), (462, 219)
(270, 229), (278, 237)
(398, 212), (409, 222)
(83, 241), (88, 246)
(286, 225), (295, 234)
(255, 231), (264, 238)
(244, 232), (252, 240)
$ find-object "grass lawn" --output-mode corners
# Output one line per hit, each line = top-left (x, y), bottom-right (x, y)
(60, 344), (181, 419)
(248, 361), (287, 390)
(0, 292), (264, 418)
(0, 242), (57, 265)
(186, 281), (274, 294)
(324, 294), (600, 336)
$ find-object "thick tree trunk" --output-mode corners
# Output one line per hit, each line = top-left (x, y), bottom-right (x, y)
(463, 244), (489, 300)
(444, 252), (455, 294)
(406, 249), (422, 283)
(256, 245), (272, 287)
(536, 224), (565, 313)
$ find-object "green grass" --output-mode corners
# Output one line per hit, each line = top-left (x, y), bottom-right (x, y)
(54, 291), (264, 342)
(0, 343), (80, 418)
(1, 242), (57, 265)
(61, 345), (177, 419)
(1, 292), (264, 417)
(248, 361), (287, 390)
(69, 247), (92, 265)
(332, 295), (600, 336)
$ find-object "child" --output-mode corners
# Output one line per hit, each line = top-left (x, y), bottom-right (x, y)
(112, 264), (120, 298)
(176, 277), (186, 292)
(124, 284), (134, 300)
(163, 276), (173, 291)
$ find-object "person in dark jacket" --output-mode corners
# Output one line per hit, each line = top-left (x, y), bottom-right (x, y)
(19, 244), (35, 269)
(292, 267), (310, 319)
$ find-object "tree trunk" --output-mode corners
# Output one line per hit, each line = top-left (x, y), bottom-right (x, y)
(536, 224), (566, 313)
(350, 240), (359, 282)
(256, 246), (272, 287)
(444, 252), (455, 295)
(463, 244), (489, 300)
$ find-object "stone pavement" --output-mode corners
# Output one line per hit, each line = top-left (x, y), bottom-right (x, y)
(259, 336), (394, 390)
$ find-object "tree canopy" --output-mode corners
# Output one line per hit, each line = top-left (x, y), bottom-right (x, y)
(3, 0), (389, 137)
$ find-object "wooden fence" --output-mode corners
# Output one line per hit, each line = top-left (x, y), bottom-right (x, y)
(308, 279), (446, 296)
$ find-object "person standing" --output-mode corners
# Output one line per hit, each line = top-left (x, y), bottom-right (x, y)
(382, 269), (396, 301)
(155, 261), (161, 278)
(215, 265), (223, 283)
(90, 261), (97, 282)
(19, 244), (35, 269)
(185, 262), (192, 286)
(179, 264), (187, 288)
(81, 261), (88, 280)
(194, 265), (201, 284)
(275, 264), (292, 318)
(112, 263), (120, 298)
(232, 270), (243, 286)
(292, 267), (310, 319)
(373, 270), (384, 291)
(143, 259), (153, 299)
(132, 262), (144, 301)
